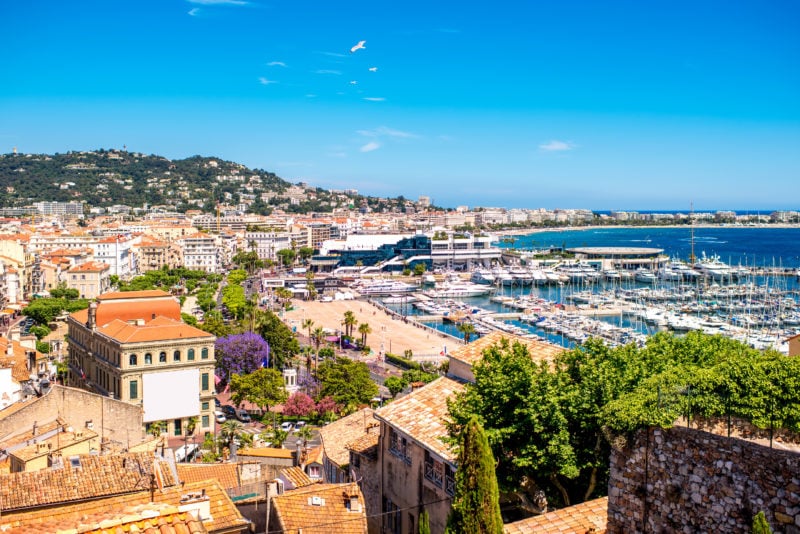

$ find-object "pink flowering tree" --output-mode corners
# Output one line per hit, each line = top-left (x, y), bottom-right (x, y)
(283, 392), (316, 418)
(316, 396), (340, 422)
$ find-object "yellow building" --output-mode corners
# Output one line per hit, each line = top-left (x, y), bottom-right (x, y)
(67, 290), (217, 437)
(8, 420), (99, 473)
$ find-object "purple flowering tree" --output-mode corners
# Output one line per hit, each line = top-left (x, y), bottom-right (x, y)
(283, 392), (316, 418)
(215, 332), (271, 388)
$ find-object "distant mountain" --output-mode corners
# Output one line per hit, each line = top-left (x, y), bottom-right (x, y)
(0, 149), (313, 214)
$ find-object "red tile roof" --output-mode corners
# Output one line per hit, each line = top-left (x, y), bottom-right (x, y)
(318, 408), (378, 468)
(503, 497), (608, 534)
(272, 483), (367, 534)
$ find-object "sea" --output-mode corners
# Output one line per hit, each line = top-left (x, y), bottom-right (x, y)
(379, 226), (800, 349)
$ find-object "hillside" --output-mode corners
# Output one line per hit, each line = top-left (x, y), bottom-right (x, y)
(0, 149), (338, 214)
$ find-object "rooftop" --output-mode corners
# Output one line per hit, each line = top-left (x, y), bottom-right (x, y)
(448, 331), (563, 371)
(271, 483), (367, 534)
(503, 496), (608, 534)
(317, 407), (378, 468)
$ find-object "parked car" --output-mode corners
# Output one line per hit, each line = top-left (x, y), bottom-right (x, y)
(214, 398), (221, 408)
(280, 421), (294, 432)
(236, 409), (252, 423)
(214, 410), (226, 424)
(221, 405), (237, 417)
(294, 421), (306, 430)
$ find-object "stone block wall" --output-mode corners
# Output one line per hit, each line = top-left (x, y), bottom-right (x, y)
(0, 385), (145, 448)
(607, 426), (800, 533)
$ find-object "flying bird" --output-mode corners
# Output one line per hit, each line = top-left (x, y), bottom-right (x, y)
(350, 40), (366, 53)
(349, 80), (358, 85)
(368, 67), (378, 72)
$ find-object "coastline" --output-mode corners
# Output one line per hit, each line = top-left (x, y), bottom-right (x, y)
(496, 223), (800, 237)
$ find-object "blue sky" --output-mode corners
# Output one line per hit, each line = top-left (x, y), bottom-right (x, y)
(2, 1), (798, 211)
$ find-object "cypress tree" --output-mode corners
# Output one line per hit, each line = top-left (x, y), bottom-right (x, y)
(445, 416), (503, 534)
(752, 511), (773, 534)
(418, 508), (431, 534)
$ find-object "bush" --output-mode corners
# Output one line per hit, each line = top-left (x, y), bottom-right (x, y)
(385, 352), (421, 370)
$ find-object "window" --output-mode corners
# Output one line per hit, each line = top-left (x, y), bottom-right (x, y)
(201, 347), (209, 360)
(201, 373), (209, 391)
(202, 415), (210, 428)
(129, 380), (138, 400)
(144, 353), (152, 365)
(388, 428), (411, 464)
(445, 464), (456, 496)
(382, 497), (401, 534)
(202, 401), (209, 411)
(424, 451), (444, 488)
(173, 350), (181, 362)
(187, 348), (195, 361)
(173, 419), (182, 436)
(308, 465), (321, 479)
(129, 354), (137, 366)
(159, 351), (167, 363)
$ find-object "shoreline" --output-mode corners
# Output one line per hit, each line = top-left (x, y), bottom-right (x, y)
(496, 223), (800, 237)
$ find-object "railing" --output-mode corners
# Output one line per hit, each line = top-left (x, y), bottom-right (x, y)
(424, 458), (443, 488)
(445, 472), (455, 496)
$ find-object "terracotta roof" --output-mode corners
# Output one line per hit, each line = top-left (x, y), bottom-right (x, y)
(304, 445), (324, 466)
(98, 316), (213, 343)
(345, 432), (379, 460)
(272, 483), (367, 534)
(68, 260), (110, 272)
(449, 331), (563, 368)
(0, 451), (178, 512)
(237, 447), (294, 459)
(177, 461), (280, 490)
(0, 418), (66, 449)
(0, 479), (247, 534)
(318, 408), (378, 468)
(280, 466), (316, 489)
(374, 377), (464, 463)
(71, 290), (183, 327)
(503, 497), (608, 534)
(0, 339), (41, 382)
(10, 427), (98, 463)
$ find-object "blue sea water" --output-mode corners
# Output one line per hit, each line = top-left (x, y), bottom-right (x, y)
(499, 226), (800, 268)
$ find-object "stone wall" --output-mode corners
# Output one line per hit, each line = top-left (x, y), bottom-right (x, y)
(0, 385), (145, 449)
(607, 426), (800, 533)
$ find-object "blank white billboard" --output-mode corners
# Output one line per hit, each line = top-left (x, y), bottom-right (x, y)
(142, 369), (200, 423)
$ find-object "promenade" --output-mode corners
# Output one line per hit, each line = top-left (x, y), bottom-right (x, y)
(281, 298), (459, 360)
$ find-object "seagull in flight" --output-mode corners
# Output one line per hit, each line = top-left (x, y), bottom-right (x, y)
(368, 66), (378, 72)
(350, 40), (366, 53)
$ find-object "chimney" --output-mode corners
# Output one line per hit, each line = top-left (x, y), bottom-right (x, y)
(5, 342), (12, 356)
(32, 420), (38, 436)
(87, 301), (98, 330)
(295, 439), (303, 468)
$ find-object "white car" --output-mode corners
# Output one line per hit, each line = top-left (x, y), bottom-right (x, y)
(294, 421), (306, 430)
(280, 422), (294, 432)
(214, 410), (226, 424)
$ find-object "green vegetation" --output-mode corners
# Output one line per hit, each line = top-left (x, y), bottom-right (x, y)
(229, 368), (288, 415)
(448, 332), (800, 509)
(316, 356), (378, 412)
(752, 511), (773, 534)
(22, 297), (90, 325)
(445, 416), (503, 534)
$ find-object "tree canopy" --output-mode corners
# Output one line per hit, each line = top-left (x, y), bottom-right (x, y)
(229, 368), (288, 415)
(257, 310), (300, 369)
(316, 356), (378, 411)
(215, 332), (271, 388)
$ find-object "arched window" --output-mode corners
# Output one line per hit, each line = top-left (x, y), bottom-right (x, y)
(187, 348), (195, 361)
(129, 354), (137, 366)
(173, 350), (181, 362)
(201, 347), (209, 360)
(144, 353), (152, 365)
(159, 351), (167, 363)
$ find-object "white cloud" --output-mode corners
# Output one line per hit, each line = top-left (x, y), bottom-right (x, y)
(357, 126), (416, 139)
(268, 61), (286, 67)
(315, 69), (342, 75)
(319, 51), (347, 58)
(360, 141), (381, 152)
(258, 77), (277, 85)
(363, 97), (386, 102)
(539, 140), (576, 152)
(188, 0), (247, 5)
(188, 7), (200, 15)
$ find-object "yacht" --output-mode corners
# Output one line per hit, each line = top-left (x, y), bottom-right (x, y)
(423, 281), (493, 298)
(470, 268), (496, 285)
(634, 268), (658, 284)
(353, 280), (417, 296)
(693, 253), (736, 281)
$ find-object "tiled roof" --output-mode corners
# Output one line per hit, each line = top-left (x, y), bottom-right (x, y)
(318, 408), (378, 468)
(280, 466), (316, 489)
(0, 339), (37, 383)
(304, 445), (324, 466)
(68, 260), (110, 272)
(237, 447), (294, 459)
(72, 290), (183, 327)
(0, 451), (178, 512)
(374, 377), (464, 462)
(345, 432), (379, 460)
(98, 316), (213, 343)
(449, 331), (563, 368)
(10, 427), (98, 462)
(177, 462), (280, 490)
(272, 483), (367, 534)
(0, 479), (246, 534)
(503, 497), (608, 534)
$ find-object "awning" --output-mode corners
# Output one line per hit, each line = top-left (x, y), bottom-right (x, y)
(325, 336), (339, 342)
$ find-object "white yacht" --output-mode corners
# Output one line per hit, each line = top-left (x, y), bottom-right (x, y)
(423, 281), (493, 298)
(634, 268), (658, 284)
(353, 280), (418, 295)
(470, 268), (496, 285)
(693, 253), (736, 281)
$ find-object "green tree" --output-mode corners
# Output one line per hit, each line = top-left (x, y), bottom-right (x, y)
(343, 310), (357, 338)
(358, 322), (372, 346)
(220, 419), (245, 449)
(384, 376), (406, 398)
(413, 263), (427, 276)
(295, 424), (314, 447)
(261, 427), (289, 448)
(149, 420), (167, 438)
(298, 246), (314, 264)
(256, 310), (300, 369)
(419, 508), (431, 534)
(276, 248), (296, 267)
(229, 368), (288, 416)
(302, 318), (315, 342)
(456, 322), (476, 343)
(316, 356), (378, 411)
(445, 416), (503, 534)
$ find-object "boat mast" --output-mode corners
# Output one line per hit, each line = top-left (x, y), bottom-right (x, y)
(689, 201), (695, 264)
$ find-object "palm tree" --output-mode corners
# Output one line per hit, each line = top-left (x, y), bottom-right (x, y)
(343, 310), (357, 339)
(182, 416), (199, 462)
(149, 420), (167, 439)
(302, 318), (315, 343)
(220, 420), (244, 450)
(456, 322), (477, 343)
(311, 326), (326, 373)
(358, 322), (372, 347)
(296, 425), (314, 448)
